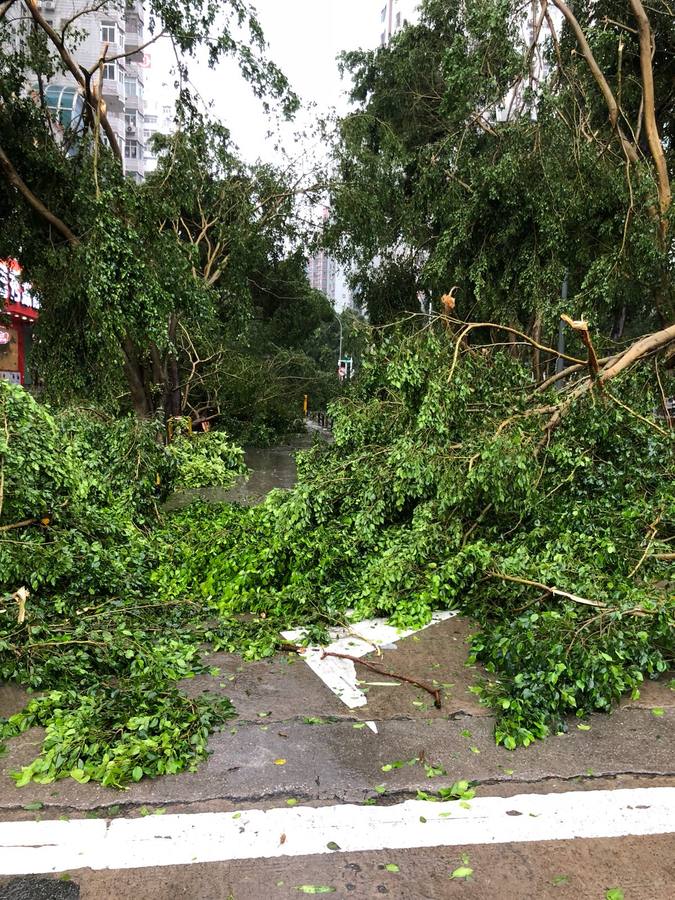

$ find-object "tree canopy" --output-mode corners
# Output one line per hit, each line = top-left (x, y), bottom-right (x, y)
(0, 0), (336, 428)
(328, 0), (673, 338)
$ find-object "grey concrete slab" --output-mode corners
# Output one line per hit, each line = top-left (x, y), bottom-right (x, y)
(0, 708), (672, 814)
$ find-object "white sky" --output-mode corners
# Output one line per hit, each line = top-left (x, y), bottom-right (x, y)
(146, 1), (379, 164)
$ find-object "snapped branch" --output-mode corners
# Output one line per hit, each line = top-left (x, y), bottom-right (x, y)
(23, 0), (122, 162)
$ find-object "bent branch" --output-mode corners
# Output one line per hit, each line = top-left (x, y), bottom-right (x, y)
(0, 143), (80, 245)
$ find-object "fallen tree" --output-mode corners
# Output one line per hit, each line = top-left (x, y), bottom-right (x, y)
(0, 317), (672, 785)
(168, 315), (674, 748)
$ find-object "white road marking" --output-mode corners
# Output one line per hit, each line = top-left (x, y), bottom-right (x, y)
(1, 788), (673, 874)
(281, 611), (457, 709)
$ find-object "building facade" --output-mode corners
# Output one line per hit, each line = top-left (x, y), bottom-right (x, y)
(307, 250), (337, 301)
(379, 0), (419, 46)
(307, 206), (338, 301)
(35, 1), (148, 180)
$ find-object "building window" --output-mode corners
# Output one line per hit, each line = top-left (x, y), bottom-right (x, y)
(101, 22), (117, 44)
(102, 61), (117, 81)
(124, 140), (139, 159)
(125, 112), (137, 133)
(125, 77), (138, 97)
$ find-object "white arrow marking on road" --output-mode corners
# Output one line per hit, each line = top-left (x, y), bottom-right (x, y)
(281, 611), (457, 710)
(0, 788), (674, 874)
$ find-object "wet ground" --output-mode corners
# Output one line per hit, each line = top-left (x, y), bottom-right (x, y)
(0, 614), (673, 898)
(1, 423), (674, 897)
(164, 423), (330, 511)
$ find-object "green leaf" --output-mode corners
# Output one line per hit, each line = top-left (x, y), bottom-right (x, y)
(651, 707), (664, 717)
(384, 864), (400, 873)
(132, 766), (143, 782)
(450, 866), (474, 879)
(577, 723), (591, 731)
(326, 841), (340, 851)
(605, 890), (624, 900)
(295, 887), (337, 894)
(552, 875), (569, 886)
(22, 802), (43, 811)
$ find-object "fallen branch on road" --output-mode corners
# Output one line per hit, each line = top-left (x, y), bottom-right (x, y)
(280, 642), (442, 708)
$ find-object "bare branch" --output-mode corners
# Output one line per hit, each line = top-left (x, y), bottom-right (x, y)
(628, 0), (672, 242)
(550, 0), (638, 163)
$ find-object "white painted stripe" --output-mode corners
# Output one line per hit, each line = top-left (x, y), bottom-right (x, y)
(282, 611), (457, 709)
(0, 788), (673, 875)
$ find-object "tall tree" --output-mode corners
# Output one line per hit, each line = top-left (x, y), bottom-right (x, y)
(0, 0), (321, 418)
(328, 0), (673, 342)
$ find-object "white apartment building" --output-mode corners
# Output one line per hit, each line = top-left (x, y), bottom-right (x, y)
(33, 1), (148, 180)
(141, 34), (178, 174)
(378, 0), (419, 46)
(307, 206), (338, 301)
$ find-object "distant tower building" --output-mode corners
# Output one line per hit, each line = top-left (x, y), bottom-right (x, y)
(142, 34), (178, 173)
(307, 207), (338, 301)
(379, 0), (419, 46)
(28, 1), (148, 180)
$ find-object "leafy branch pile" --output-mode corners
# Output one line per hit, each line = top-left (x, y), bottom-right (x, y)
(166, 320), (674, 747)
(0, 318), (672, 786)
(0, 384), (245, 786)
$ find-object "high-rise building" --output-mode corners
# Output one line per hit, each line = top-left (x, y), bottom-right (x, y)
(378, 0), (419, 46)
(307, 207), (338, 301)
(31, 1), (148, 180)
(141, 34), (178, 174)
(307, 250), (337, 301)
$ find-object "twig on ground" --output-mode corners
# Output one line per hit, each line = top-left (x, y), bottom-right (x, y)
(281, 642), (441, 708)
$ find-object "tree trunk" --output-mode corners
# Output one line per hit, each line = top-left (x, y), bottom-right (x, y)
(167, 314), (182, 418)
(610, 305), (627, 342)
(121, 337), (153, 418)
(531, 311), (542, 382)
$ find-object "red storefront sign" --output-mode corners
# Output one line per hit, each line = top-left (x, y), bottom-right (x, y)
(1, 260), (39, 385)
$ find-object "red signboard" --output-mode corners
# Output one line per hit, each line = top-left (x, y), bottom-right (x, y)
(1, 259), (40, 321)
(1, 259), (39, 385)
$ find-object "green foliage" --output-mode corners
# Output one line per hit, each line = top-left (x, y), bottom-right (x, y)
(329, 0), (674, 330)
(166, 423), (246, 490)
(0, 383), (243, 785)
(167, 324), (674, 746)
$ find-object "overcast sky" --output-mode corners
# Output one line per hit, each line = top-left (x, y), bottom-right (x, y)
(147, 1), (378, 164)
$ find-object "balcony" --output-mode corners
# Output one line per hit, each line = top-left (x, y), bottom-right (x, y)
(125, 21), (144, 55)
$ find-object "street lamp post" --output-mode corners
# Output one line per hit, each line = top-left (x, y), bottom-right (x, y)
(336, 312), (343, 371)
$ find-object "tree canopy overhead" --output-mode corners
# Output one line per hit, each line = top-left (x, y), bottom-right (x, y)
(328, 0), (673, 336)
(0, 0), (336, 425)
